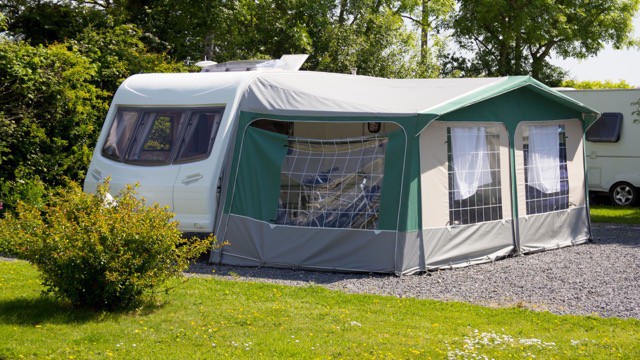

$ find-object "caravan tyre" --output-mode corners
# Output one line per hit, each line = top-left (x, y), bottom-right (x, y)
(610, 182), (638, 206)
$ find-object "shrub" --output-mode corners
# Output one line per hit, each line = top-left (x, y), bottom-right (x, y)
(0, 40), (108, 188)
(0, 176), (47, 216)
(0, 180), (215, 310)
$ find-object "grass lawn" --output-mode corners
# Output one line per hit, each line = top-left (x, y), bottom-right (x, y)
(590, 205), (640, 224)
(1, 260), (639, 359)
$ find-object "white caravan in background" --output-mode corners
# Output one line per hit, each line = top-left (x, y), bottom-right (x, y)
(560, 89), (640, 206)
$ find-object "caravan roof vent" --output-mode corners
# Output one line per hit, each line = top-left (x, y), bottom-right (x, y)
(195, 60), (217, 68)
(200, 59), (285, 72)
(198, 54), (309, 73)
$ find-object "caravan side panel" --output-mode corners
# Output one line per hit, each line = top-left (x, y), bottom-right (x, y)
(560, 89), (640, 197)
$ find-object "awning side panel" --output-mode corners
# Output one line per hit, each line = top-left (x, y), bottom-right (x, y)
(423, 220), (514, 269)
(216, 215), (399, 273)
(518, 207), (590, 252)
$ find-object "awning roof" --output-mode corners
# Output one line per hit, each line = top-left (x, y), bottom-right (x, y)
(240, 72), (599, 125)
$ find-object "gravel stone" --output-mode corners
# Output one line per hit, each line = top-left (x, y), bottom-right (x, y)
(189, 222), (640, 319)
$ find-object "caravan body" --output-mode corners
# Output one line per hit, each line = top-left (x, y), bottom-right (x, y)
(85, 65), (599, 274)
(560, 89), (640, 205)
(84, 71), (254, 232)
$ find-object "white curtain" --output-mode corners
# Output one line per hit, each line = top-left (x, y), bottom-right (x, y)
(527, 125), (560, 193)
(104, 111), (138, 159)
(451, 127), (492, 200)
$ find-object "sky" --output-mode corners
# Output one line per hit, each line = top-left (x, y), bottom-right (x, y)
(549, 13), (640, 87)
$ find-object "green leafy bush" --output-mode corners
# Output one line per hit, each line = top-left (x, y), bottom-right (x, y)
(0, 27), (187, 190)
(0, 176), (47, 216)
(0, 40), (108, 187)
(0, 180), (214, 310)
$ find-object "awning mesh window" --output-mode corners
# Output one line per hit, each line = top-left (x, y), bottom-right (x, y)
(447, 126), (503, 225)
(523, 124), (569, 214)
(275, 135), (387, 229)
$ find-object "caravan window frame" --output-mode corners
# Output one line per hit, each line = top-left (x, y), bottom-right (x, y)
(125, 110), (185, 164)
(585, 112), (623, 143)
(101, 106), (225, 166)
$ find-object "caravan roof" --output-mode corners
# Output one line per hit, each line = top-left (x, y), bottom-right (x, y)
(115, 71), (596, 126)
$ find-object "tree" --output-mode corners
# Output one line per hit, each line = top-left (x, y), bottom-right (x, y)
(0, 39), (106, 188)
(448, 0), (640, 85)
(307, 0), (421, 77)
(0, 10), (6, 31)
(100, 0), (423, 77)
(399, 0), (455, 77)
(2, 1), (426, 78)
(560, 79), (635, 89)
(0, 0), (108, 44)
(71, 23), (188, 94)
(0, 23), (186, 193)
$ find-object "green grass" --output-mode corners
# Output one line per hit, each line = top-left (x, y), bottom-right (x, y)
(1, 260), (639, 359)
(590, 205), (640, 224)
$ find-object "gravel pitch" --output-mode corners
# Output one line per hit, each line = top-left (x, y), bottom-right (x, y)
(189, 222), (640, 319)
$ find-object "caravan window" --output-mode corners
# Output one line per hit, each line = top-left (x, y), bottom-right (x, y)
(126, 111), (184, 163)
(102, 110), (139, 162)
(586, 112), (622, 143)
(175, 111), (223, 163)
(101, 107), (224, 165)
(447, 126), (503, 225)
(523, 125), (569, 215)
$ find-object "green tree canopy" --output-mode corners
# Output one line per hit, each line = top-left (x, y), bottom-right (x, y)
(0, 11), (6, 31)
(7, 0), (422, 77)
(71, 23), (188, 94)
(0, 0), (108, 44)
(0, 23), (186, 190)
(0, 39), (107, 186)
(400, 0), (455, 77)
(560, 79), (635, 89)
(448, 0), (640, 85)
(111, 0), (425, 77)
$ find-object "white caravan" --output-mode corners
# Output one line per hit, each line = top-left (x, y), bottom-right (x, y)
(84, 55), (310, 232)
(560, 89), (640, 205)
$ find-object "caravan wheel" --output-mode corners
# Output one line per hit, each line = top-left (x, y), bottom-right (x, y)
(610, 182), (638, 206)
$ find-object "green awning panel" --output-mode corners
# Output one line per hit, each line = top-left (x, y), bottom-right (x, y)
(377, 129), (405, 231)
(228, 126), (289, 222)
(421, 76), (599, 132)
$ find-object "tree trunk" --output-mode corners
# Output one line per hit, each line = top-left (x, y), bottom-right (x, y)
(338, 0), (347, 25)
(204, 33), (214, 61)
(421, 0), (429, 62)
